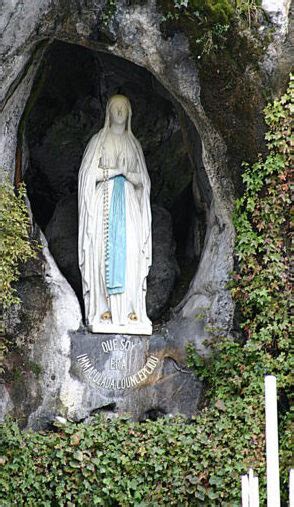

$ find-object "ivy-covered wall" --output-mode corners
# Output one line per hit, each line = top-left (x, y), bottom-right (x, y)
(0, 75), (292, 506)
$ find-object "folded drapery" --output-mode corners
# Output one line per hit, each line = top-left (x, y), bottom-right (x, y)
(106, 175), (126, 295)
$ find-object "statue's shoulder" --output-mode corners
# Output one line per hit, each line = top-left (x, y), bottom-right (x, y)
(132, 135), (143, 154)
(83, 131), (103, 154)
(88, 131), (102, 144)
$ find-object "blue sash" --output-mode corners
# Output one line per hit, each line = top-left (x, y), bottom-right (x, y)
(106, 175), (126, 295)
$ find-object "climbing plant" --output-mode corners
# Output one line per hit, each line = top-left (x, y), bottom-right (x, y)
(0, 77), (292, 505)
(187, 73), (293, 502)
(0, 181), (38, 308)
(159, 0), (264, 57)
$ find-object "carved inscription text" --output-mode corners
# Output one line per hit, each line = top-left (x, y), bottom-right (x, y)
(76, 337), (159, 390)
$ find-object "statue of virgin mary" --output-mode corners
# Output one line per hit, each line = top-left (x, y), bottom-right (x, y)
(78, 95), (152, 335)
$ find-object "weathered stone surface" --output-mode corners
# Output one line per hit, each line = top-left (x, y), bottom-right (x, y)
(261, 0), (293, 91)
(45, 194), (83, 308)
(146, 205), (179, 319)
(69, 331), (201, 422)
(2, 233), (81, 427)
(0, 0), (292, 427)
(2, 236), (200, 428)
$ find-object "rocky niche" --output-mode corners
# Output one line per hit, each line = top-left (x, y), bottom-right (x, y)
(14, 41), (209, 426)
(3, 0), (277, 427)
(25, 42), (208, 323)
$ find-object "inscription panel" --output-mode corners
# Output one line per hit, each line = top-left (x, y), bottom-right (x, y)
(72, 334), (159, 392)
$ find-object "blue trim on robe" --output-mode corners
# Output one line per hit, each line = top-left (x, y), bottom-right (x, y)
(106, 175), (126, 295)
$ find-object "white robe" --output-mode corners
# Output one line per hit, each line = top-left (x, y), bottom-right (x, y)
(78, 129), (152, 335)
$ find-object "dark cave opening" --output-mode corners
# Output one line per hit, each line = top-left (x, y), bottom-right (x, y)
(23, 40), (210, 322)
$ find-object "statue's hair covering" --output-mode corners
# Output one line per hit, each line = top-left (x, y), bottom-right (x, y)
(103, 94), (133, 133)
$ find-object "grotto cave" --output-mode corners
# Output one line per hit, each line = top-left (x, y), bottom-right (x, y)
(24, 40), (209, 324)
(3, 0), (288, 426)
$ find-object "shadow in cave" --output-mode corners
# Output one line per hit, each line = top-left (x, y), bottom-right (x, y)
(23, 40), (209, 325)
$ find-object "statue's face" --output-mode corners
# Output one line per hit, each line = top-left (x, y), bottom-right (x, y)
(109, 99), (128, 126)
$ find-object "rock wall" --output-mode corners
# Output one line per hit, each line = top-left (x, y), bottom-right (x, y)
(0, 0), (292, 426)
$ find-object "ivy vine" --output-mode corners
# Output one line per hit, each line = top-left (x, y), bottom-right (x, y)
(0, 76), (292, 505)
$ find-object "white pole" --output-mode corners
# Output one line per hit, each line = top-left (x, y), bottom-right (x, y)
(242, 470), (259, 507)
(242, 474), (249, 507)
(290, 469), (294, 507)
(265, 375), (280, 507)
(248, 468), (259, 507)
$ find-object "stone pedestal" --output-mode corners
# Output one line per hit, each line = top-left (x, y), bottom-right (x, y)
(89, 322), (152, 336)
(70, 331), (202, 420)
